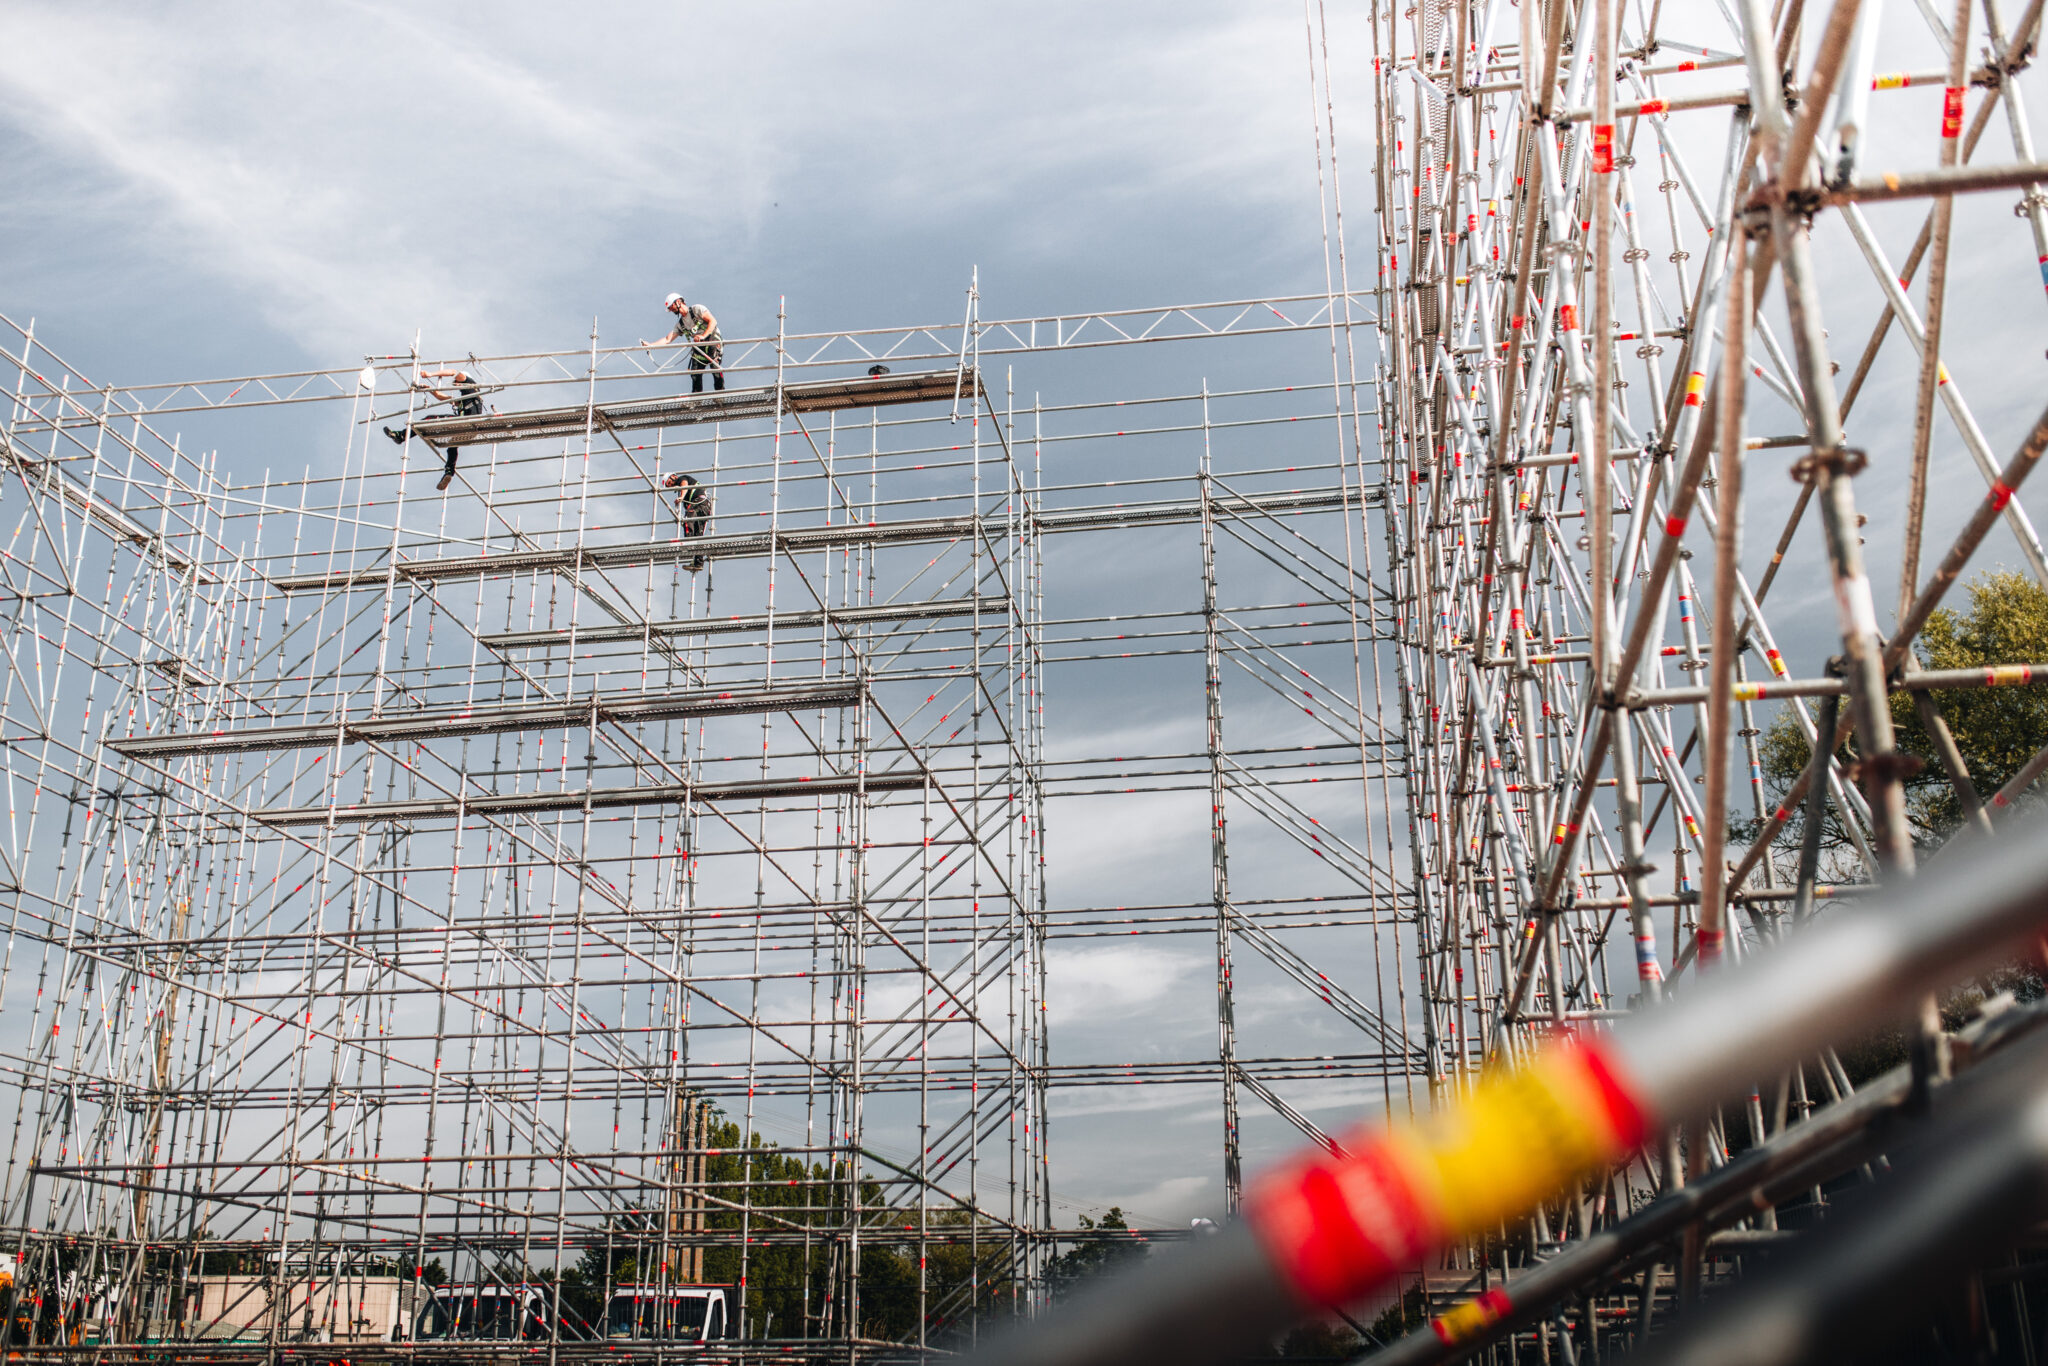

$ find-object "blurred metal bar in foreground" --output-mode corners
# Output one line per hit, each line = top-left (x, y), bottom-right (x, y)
(1638, 1022), (2048, 1366)
(966, 815), (2048, 1366)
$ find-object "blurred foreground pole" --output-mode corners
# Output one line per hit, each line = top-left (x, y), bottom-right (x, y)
(1640, 1022), (2048, 1366)
(966, 816), (2048, 1366)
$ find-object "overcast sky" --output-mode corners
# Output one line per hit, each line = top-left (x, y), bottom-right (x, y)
(12, 1), (2048, 1237)
(0, 2), (1395, 1231)
(0, 3), (1363, 377)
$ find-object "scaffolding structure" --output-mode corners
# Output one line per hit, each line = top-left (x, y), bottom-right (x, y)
(0, 275), (1408, 1361)
(1355, 0), (2048, 1357)
(10, 1), (2048, 1361)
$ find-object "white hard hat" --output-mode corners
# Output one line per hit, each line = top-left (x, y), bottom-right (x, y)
(664, 292), (684, 307)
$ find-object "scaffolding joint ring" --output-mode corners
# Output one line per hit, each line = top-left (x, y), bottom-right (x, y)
(1789, 446), (1868, 484)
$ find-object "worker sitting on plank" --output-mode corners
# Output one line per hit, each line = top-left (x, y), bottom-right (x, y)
(641, 293), (726, 393)
(664, 472), (713, 571)
(383, 367), (484, 491)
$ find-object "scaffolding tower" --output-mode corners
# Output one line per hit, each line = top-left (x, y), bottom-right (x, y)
(0, 281), (1404, 1360)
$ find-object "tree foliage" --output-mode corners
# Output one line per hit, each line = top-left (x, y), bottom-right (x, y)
(1045, 1207), (1147, 1302)
(1755, 571), (2048, 848)
(552, 1111), (1016, 1346)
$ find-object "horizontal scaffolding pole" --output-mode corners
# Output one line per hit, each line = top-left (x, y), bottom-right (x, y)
(480, 595), (1010, 650)
(250, 769), (927, 826)
(107, 679), (862, 758)
(269, 488), (1373, 593)
(1627, 661), (2048, 708)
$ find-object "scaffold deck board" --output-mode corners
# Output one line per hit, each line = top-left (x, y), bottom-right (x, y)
(251, 768), (926, 826)
(107, 679), (861, 759)
(407, 367), (982, 448)
(270, 487), (1373, 592)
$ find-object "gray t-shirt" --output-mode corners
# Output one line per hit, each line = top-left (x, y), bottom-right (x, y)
(676, 304), (720, 343)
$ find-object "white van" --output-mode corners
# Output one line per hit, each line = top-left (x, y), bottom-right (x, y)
(604, 1285), (736, 1344)
(414, 1283), (592, 1342)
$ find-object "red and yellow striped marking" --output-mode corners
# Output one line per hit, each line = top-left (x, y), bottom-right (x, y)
(1873, 71), (1912, 89)
(1732, 681), (1766, 701)
(1683, 371), (1706, 407)
(1432, 1287), (1514, 1346)
(1987, 665), (2035, 687)
(1245, 1037), (1649, 1309)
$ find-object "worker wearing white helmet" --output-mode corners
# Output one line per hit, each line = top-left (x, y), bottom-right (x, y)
(640, 293), (725, 393)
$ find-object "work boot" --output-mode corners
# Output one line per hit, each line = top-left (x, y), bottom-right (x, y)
(688, 556), (706, 572)
(437, 452), (458, 491)
(383, 426), (406, 445)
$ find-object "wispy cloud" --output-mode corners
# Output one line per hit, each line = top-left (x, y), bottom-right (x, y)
(0, 1), (1341, 365)
(1045, 941), (1201, 1028)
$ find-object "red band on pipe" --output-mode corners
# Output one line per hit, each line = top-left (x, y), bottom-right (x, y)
(1943, 87), (1965, 138)
(1994, 480), (2015, 510)
(1592, 124), (1615, 173)
(1250, 1142), (1437, 1309)
(1665, 515), (1687, 537)
(1576, 1038), (1651, 1150)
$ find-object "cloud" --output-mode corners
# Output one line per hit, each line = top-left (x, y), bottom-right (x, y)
(1044, 941), (1201, 1027)
(1051, 1086), (1208, 1120)
(0, 3), (732, 356)
(0, 1), (1339, 366)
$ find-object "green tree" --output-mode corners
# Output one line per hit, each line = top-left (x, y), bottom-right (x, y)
(536, 1106), (1022, 1348)
(1278, 1318), (1365, 1358)
(1045, 1208), (1147, 1301)
(1755, 571), (2048, 849)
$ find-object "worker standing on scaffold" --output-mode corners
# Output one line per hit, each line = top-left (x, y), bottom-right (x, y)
(640, 293), (725, 393)
(382, 367), (484, 491)
(663, 472), (713, 571)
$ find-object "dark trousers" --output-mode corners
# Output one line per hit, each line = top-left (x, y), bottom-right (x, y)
(389, 426), (458, 474)
(689, 342), (726, 393)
